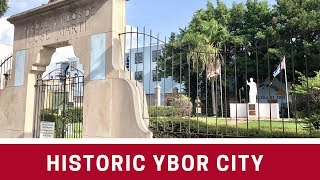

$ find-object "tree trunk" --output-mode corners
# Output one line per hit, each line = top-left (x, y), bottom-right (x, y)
(211, 78), (217, 116)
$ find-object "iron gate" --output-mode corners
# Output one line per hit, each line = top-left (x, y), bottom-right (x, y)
(33, 64), (84, 138)
(119, 28), (320, 138)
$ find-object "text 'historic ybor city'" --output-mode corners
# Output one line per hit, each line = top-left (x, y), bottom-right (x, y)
(47, 154), (264, 173)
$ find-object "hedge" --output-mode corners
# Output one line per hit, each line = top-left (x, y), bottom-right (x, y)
(148, 106), (178, 117)
(40, 109), (83, 138)
(149, 117), (320, 138)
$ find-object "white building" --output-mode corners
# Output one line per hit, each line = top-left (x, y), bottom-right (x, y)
(43, 57), (84, 109)
(125, 44), (184, 106)
(259, 78), (292, 108)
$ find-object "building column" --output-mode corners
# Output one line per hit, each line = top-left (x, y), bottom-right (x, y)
(155, 85), (161, 107)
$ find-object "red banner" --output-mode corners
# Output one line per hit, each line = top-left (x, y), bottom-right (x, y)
(0, 144), (318, 179)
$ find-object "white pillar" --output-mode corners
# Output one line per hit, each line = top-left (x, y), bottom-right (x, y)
(249, 95), (257, 104)
(155, 85), (161, 107)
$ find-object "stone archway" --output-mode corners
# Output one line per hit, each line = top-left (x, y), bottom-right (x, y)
(0, 0), (151, 138)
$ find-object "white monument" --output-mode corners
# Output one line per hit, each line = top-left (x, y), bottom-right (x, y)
(230, 77), (280, 119)
(247, 78), (257, 104)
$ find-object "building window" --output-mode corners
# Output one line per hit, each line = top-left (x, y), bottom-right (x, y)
(152, 50), (161, 62)
(125, 53), (130, 70)
(152, 69), (160, 82)
(135, 71), (143, 82)
(70, 61), (77, 71)
(135, 52), (143, 64)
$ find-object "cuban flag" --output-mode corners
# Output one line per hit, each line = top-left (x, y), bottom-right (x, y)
(273, 56), (286, 77)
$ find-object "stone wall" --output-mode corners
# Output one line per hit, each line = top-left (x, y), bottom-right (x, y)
(0, 0), (152, 138)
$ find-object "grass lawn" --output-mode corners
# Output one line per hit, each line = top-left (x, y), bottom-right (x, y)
(197, 117), (306, 133)
(65, 122), (83, 138)
(150, 116), (319, 138)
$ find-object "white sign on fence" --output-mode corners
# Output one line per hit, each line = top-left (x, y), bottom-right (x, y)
(40, 121), (55, 138)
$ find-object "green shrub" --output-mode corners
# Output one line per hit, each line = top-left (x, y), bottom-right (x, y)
(294, 71), (320, 117)
(148, 106), (178, 117)
(64, 108), (83, 123)
(173, 95), (193, 117)
(40, 108), (83, 138)
(304, 114), (320, 130)
(40, 112), (56, 123)
(149, 117), (320, 138)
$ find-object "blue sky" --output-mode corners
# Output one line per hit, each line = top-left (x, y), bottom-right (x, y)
(0, 0), (277, 45)
(126, 0), (276, 37)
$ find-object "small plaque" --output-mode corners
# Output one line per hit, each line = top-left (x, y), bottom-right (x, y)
(40, 121), (55, 138)
(249, 111), (256, 116)
(196, 107), (202, 114)
(249, 104), (256, 110)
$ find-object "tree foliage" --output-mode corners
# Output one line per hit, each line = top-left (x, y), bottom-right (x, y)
(294, 71), (320, 94)
(158, 0), (320, 116)
(293, 71), (320, 129)
(293, 71), (320, 119)
(0, 0), (8, 17)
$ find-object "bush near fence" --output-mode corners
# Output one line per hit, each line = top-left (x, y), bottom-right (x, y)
(148, 94), (193, 118)
(148, 106), (178, 117)
(303, 114), (320, 131)
(149, 117), (320, 138)
(41, 109), (83, 138)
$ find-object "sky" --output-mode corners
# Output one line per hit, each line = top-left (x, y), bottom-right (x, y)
(126, 0), (276, 38)
(0, 0), (277, 45)
(0, 0), (277, 75)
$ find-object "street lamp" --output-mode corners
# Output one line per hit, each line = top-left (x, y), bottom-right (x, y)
(60, 62), (70, 138)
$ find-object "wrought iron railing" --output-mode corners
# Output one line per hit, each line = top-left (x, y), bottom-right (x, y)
(120, 28), (320, 138)
(33, 66), (84, 138)
(0, 55), (13, 91)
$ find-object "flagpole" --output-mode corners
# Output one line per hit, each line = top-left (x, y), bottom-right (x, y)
(284, 56), (290, 119)
(219, 67), (223, 118)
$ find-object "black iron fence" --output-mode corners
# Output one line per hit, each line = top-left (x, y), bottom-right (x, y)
(120, 28), (320, 138)
(33, 66), (84, 138)
(0, 55), (13, 91)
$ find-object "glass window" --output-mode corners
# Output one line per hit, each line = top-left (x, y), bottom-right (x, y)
(135, 71), (143, 82)
(70, 61), (77, 71)
(125, 53), (130, 70)
(152, 50), (161, 62)
(152, 69), (159, 82)
(135, 52), (143, 64)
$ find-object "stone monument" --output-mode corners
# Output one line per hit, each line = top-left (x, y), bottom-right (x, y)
(0, 0), (152, 138)
(247, 78), (257, 104)
(230, 77), (280, 119)
(246, 78), (257, 118)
